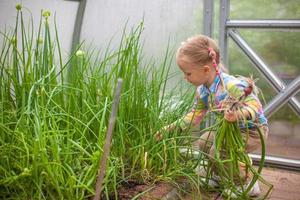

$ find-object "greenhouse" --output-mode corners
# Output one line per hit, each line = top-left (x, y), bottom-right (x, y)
(0, 0), (300, 199)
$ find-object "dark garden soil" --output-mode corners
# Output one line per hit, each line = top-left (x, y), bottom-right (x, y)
(117, 180), (174, 200)
(101, 179), (220, 200)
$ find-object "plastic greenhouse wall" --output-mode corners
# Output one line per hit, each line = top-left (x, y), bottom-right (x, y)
(0, 0), (204, 60)
(0, 0), (78, 55)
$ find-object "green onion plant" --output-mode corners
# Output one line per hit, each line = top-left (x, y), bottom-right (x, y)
(0, 5), (199, 200)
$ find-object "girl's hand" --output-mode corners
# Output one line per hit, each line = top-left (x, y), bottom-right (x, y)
(224, 109), (239, 122)
(224, 108), (250, 122)
(154, 131), (163, 141)
(154, 124), (176, 141)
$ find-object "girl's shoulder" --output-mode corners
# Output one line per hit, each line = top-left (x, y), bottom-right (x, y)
(196, 85), (205, 95)
(221, 72), (248, 87)
(196, 85), (210, 99)
(221, 73), (250, 98)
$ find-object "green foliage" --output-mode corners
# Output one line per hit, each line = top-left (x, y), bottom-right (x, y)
(0, 7), (196, 199)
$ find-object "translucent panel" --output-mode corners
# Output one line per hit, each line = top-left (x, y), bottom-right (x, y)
(81, 0), (204, 60)
(252, 105), (300, 160)
(230, 0), (300, 19)
(229, 35), (300, 160)
(237, 30), (300, 102)
(228, 39), (277, 102)
(0, 0), (78, 55)
(229, 30), (300, 114)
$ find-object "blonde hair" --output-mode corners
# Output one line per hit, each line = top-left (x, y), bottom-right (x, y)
(177, 35), (220, 67)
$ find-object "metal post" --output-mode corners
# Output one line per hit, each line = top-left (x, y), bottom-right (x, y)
(264, 76), (300, 118)
(228, 29), (300, 116)
(203, 0), (214, 37)
(219, 0), (230, 68)
(70, 0), (87, 53)
(65, 0), (87, 82)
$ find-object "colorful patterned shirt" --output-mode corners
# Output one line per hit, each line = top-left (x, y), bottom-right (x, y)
(175, 72), (268, 131)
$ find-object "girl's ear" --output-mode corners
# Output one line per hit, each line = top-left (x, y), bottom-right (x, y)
(203, 65), (210, 73)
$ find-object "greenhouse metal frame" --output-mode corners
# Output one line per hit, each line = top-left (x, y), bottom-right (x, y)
(206, 0), (300, 170)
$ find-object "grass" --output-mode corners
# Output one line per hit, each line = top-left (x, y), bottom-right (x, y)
(0, 5), (198, 200)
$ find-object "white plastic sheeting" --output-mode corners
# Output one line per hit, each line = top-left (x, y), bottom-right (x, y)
(81, 0), (203, 59)
(0, 0), (204, 59)
(0, 0), (78, 56)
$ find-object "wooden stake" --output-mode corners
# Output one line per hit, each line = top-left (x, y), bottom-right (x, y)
(93, 78), (123, 200)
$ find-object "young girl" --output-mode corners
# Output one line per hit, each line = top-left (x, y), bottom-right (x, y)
(156, 35), (269, 197)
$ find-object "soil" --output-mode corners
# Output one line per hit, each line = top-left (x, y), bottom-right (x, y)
(103, 180), (174, 200)
(108, 179), (218, 200)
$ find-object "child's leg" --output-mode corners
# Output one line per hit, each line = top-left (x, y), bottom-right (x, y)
(193, 131), (215, 177)
(193, 131), (215, 152)
(245, 125), (269, 153)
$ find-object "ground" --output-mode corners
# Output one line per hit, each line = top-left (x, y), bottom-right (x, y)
(114, 167), (300, 200)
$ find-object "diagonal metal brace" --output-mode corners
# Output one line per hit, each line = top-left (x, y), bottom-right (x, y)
(264, 75), (300, 118)
(228, 29), (300, 117)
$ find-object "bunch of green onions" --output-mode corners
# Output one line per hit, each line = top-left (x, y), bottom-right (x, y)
(207, 80), (273, 199)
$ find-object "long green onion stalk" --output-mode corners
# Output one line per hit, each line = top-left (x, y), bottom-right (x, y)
(0, 5), (197, 200)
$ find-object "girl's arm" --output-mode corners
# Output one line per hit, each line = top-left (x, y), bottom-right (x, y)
(155, 91), (207, 140)
(156, 91), (207, 136)
(177, 107), (207, 131)
(224, 107), (252, 122)
(224, 91), (262, 122)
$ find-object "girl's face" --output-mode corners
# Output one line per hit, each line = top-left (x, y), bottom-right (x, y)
(177, 56), (210, 86)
